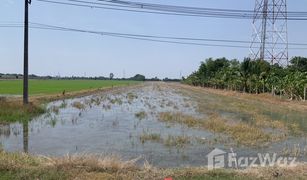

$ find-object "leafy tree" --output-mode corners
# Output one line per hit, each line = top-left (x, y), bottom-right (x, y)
(184, 57), (307, 101)
(130, 74), (145, 81)
(290, 56), (307, 72)
(109, 73), (114, 80)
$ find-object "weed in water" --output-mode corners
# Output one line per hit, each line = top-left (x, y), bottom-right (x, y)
(59, 101), (68, 109)
(102, 104), (111, 110)
(113, 98), (123, 105)
(158, 112), (200, 128)
(164, 135), (190, 148)
(139, 132), (161, 144)
(47, 116), (57, 127)
(135, 111), (147, 120)
(112, 119), (119, 127)
(72, 101), (86, 110)
(50, 106), (60, 115)
(127, 92), (138, 102)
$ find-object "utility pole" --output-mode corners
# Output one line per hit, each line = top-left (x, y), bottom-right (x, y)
(23, 0), (31, 104)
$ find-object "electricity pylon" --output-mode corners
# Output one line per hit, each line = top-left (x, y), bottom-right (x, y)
(250, 0), (288, 66)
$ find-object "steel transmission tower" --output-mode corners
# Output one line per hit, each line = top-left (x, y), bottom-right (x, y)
(250, 0), (289, 66)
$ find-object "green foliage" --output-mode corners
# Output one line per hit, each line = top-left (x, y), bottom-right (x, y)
(130, 74), (146, 81)
(184, 57), (307, 100)
(290, 56), (307, 72)
(0, 100), (45, 123)
(0, 80), (138, 95)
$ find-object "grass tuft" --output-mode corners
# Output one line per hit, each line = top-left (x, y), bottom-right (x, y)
(139, 133), (161, 144)
(135, 111), (147, 120)
(0, 100), (45, 123)
(164, 135), (190, 148)
(71, 101), (86, 110)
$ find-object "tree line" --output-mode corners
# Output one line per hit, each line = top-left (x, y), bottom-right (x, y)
(183, 57), (307, 100)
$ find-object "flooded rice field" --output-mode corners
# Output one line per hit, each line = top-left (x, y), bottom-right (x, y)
(0, 83), (306, 167)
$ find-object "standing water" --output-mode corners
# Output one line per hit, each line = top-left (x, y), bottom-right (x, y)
(0, 83), (306, 167)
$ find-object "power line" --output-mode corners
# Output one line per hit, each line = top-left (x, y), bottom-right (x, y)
(1, 22), (307, 50)
(1, 22), (307, 47)
(34, 0), (307, 20)
(97, 0), (307, 17)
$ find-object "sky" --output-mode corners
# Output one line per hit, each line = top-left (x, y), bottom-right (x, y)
(1, 0), (307, 79)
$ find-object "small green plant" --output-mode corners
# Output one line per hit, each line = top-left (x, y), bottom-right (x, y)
(59, 101), (68, 109)
(164, 135), (190, 148)
(50, 106), (60, 114)
(135, 111), (147, 120)
(139, 133), (161, 144)
(102, 104), (111, 110)
(47, 116), (57, 127)
(127, 92), (138, 102)
(110, 98), (123, 105)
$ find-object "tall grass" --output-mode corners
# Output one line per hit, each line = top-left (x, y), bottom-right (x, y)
(0, 98), (45, 123)
(0, 151), (306, 180)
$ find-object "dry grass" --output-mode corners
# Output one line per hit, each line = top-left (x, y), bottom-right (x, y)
(71, 101), (86, 110)
(47, 154), (139, 173)
(158, 111), (286, 147)
(0, 151), (306, 180)
(165, 83), (306, 146)
(158, 112), (200, 128)
(139, 133), (161, 143)
(179, 83), (307, 111)
(203, 114), (284, 147)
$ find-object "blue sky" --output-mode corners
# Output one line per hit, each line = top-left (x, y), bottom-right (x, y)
(1, 0), (307, 79)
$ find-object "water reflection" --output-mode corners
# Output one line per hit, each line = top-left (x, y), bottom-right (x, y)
(0, 124), (10, 138)
(23, 121), (28, 153)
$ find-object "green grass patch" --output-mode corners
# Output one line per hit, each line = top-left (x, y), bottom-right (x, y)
(0, 80), (139, 95)
(0, 80), (139, 123)
(0, 99), (45, 123)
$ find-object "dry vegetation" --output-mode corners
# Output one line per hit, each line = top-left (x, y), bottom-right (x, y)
(158, 111), (292, 147)
(164, 83), (307, 147)
(71, 101), (86, 110)
(1, 83), (307, 179)
(139, 132), (161, 143)
(139, 132), (191, 148)
(0, 150), (306, 180)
